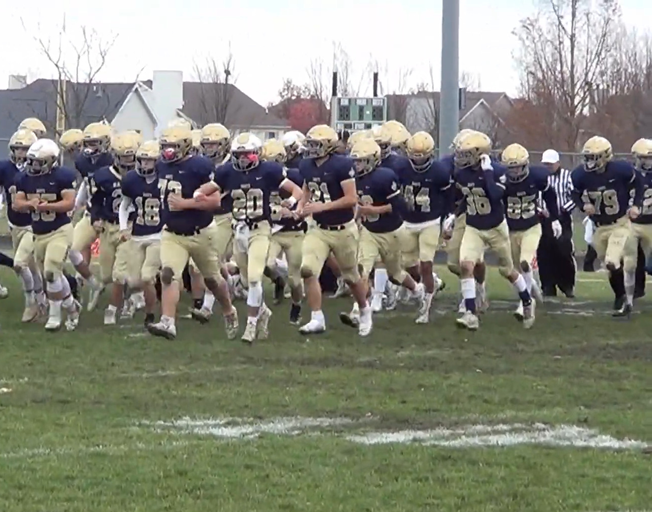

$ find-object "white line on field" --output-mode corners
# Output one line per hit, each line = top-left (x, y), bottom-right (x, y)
(117, 364), (257, 379)
(346, 423), (648, 449)
(0, 440), (192, 460)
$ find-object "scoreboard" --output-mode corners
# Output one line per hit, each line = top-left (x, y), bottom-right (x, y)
(330, 97), (387, 132)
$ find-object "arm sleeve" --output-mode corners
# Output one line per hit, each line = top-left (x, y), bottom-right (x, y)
(119, 196), (132, 231)
(75, 180), (89, 209)
(541, 180), (560, 220)
(571, 171), (585, 211)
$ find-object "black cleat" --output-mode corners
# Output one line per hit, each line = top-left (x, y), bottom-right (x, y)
(273, 277), (286, 305)
(613, 295), (625, 311)
(144, 313), (155, 327)
(339, 311), (359, 328)
(612, 302), (632, 319)
(289, 303), (302, 325)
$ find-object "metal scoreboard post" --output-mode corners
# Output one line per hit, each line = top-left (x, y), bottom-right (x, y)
(330, 97), (387, 132)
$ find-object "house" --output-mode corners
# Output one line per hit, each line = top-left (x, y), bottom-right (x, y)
(386, 90), (513, 146)
(0, 71), (290, 158)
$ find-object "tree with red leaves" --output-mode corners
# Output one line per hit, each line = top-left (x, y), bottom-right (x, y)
(288, 99), (326, 133)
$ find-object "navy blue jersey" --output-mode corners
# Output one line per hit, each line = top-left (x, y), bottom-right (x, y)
(504, 165), (559, 231)
(0, 160), (32, 227)
(455, 165), (507, 230)
(15, 166), (77, 235)
(270, 167), (306, 231)
(571, 160), (642, 226)
(299, 154), (355, 226)
(380, 153), (406, 173)
(632, 170), (652, 225)
(122, 170), (163, 236)
(215, 161), (287, 224)
(212, 162), (233, 216)
(90, 166), (123, 224)
(156, 156), (215, 234)
(286, 154), (303, 170)
(75, 152), (113, 194)
(356, 167), (404, 233)
(394, 158), (452, 223)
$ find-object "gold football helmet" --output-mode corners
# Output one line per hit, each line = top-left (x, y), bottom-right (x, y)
(9, 129), (38, 165)
(350, 138), (381, 177)
(406, 131), (436, 172)
(111, 132), (141, 174)
(261, 138), (287, 163)
(136, 139), (160, 176)
(383, 120), (407, 132)
(200, 123), (231, 161)
(18, 117), (46, 138)
(454, 131), (492, 169)
(83, 122), (112, 156)
(391, 125), (411, 156)
(159, 126), (193, 163)
(305, 124), (338, 159)
(377, 123), (399, 159)
(632, 138), (652, 172)
(451, 129), (477, 149)
(230, 132), (263, 171)
(124, 130), (144, 146)
(25, 139), (60, 176)
(59, 128), (84, 153)
(346, 130), (372, 150)
(191, 129), (202, 155)
(582, 136), (612, 172)
(167, 118), (192, 130)
(501, 143), (530, 182)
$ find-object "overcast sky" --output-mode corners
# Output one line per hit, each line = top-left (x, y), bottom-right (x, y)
(1, 0), (650, 106)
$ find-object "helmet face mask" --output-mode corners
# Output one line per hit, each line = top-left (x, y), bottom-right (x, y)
(137, 157), (157, 176)
(232, 150), (259, 171)
(25, 138), (60, 176)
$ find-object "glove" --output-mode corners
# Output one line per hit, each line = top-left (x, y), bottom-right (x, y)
(442, 214), (455, 233)
(480, 154), (493, 171)
(551, 219), (562, 238)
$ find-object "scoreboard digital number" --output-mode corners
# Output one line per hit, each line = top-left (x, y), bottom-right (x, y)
(331, 97), (386, 132)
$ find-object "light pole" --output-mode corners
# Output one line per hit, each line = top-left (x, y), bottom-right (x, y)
(439, 0), (460, 156)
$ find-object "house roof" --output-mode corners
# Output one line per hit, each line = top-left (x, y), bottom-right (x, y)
(386, 90), (510, 121)
(0, 77), (289, 142)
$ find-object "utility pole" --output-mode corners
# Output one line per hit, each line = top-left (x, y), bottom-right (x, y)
(439, 0), (460, 156)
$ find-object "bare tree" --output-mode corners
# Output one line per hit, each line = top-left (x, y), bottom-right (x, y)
(460, 71), (482, 92)
(411, 65), (440, 144)
(23, 17), (128, 135)
(513, 0), (620, 151)
(306, 58), (333, 124)
(370, 60), (414, 125)
(192, 50), (237, 126)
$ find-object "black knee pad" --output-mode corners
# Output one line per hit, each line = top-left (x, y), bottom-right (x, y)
(44, 271), (55, 283)
(161, 267), (175, 285)
(300, 267), (313, 279)
(520, 261), (530, 273)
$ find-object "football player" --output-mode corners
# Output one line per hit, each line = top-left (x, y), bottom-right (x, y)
(501, 143), (561, 319)
(204, 133), (302, 342)
(0, 129), (47, 321)
(571, 136), (642, 317)
(340, 138), (423, 328)
(296, 124), (372, 336)
(59, 129), (84, 165)
(191, 129), (202, 156)
(89, 131), (140, 325)
(13, 139), (80, 331)
(18, 118), (47, 138)
(393, 131), (450, 323)
(282, 130), (305, 169)
(119, 139), (163, 326)
(261, 138), (306, 324)
(147, 125), (238, 340)
(69, 122), (113, 311)
(442, 129), (489, 313)
(191, 123), (234, 323)
(454, 132), (534, 331)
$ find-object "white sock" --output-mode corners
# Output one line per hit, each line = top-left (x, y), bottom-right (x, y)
(201, 290), (215, 311)
(19, 267), (34, 294)
(523, 271), (533, 293)
(624, 270), (636, 306)
(161, 315), (175, 327)
(311, 310), (325, 324)
(373, 268), (388, 294)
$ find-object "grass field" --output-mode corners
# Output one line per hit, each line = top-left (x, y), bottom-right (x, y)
(0, 264), (651, 512)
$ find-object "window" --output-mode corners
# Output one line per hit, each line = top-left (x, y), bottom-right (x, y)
(267, 131), (276, 140)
